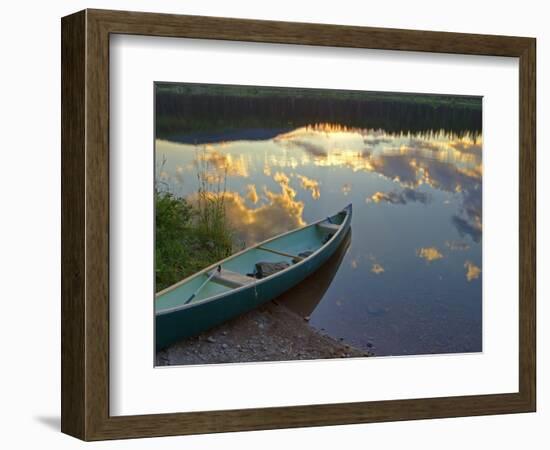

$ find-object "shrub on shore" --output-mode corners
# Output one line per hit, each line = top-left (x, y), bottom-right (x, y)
(155, 189), (233, 292)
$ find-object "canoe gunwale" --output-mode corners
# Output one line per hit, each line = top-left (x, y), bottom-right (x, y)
(155, 204), (352, 316)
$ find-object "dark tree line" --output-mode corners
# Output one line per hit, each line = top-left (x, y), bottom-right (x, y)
(155, 91), (482, 142)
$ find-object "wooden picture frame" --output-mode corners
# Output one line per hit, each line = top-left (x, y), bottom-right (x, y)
(61, 9), (536, 441)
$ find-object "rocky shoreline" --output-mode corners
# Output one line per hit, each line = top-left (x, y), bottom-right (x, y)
(156, 299), (371, 366)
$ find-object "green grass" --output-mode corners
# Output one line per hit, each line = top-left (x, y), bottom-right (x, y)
(195, 150), (234, 257)
(155, 190), (233, 292)
(155, 152), (233, 293)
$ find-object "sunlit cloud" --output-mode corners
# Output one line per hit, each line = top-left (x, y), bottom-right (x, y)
(186, 167), (306, 246)
(464, 260), (481, 281)
(449, 140), (482, 155)
(420, 159), (480, 193)
(367, 188), (431, 205)
(246, 184), (259, 204)
(156, 127), (484, 248)
(295, 174), (321, 200)
(417, 247), (444, 262)
(369, 154), (420, 187)
(271, 172), (300, 204)
(453, 215), (481, 242)
(371, 263), (385, 274)
(286, 139), (328, 158)
(445, 240), (470, 251)
(222, 190), (305, 246)
(363, 137), (392, 148)
(271, 128), (483, 213)
(197, 149), (249, 178)
(273, 171), (290, 185)
(442, 183), (482, 243)
(311, 150), (373, 172)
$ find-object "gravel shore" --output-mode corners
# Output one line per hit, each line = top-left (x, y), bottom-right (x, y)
(156, 299), (371, 366)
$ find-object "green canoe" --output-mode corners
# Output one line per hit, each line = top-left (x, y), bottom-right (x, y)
(155, 203), (352, 350)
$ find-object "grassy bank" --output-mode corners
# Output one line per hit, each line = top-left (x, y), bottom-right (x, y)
(156, 82), (482, 108)
(155, 189), (233, 293)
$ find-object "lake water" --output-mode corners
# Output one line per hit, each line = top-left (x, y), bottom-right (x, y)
(156, 123), (482, 356)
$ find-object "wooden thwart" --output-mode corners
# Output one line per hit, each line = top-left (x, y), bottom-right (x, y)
(317, 222), (340, 233)
(258, 246), (303, 261)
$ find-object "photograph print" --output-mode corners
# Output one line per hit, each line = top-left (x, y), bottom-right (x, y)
(154, 82), (482, 366)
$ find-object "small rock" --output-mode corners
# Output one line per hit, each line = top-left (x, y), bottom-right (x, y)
(366, 342), (373, 348)
(222, 343), (228, 349)
(222, 331), (228, 336)
(304, 316), (311, 321)
(206, 337), (216, 343)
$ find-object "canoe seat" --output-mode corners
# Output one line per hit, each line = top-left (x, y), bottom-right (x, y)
(210, 269), (255, 289)
(317, 222), (340, 233)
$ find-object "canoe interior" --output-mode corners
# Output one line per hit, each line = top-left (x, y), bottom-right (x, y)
(155, 208), (348, 313)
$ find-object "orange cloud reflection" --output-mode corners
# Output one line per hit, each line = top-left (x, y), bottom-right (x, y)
(417, 247), (444, 262)
(295, 174), (321, 200)
(246, 184), (259, 204)
(197, 149), (249, 179)
(464, 261), (481, 281)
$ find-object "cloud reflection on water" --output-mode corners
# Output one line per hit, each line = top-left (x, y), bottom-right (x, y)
(223, 172), (305, 246)
(417, 247), (444, 262)
(367, 187), (431, 205)
(274, 124), (482, 244)
(464, 260), (482, 281)
(295, 174), (320, 200)
(156, 122), (482, 250)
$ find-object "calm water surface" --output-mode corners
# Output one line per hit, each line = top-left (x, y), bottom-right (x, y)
(156, 123), (482, 356)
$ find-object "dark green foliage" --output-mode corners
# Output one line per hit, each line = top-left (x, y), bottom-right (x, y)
(155, 82), (482, 108)
(155, 190), (232, 293)
(155, 82), (483, 140)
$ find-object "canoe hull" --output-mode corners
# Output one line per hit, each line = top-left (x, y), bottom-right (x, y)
(156, 206), (351, 351)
